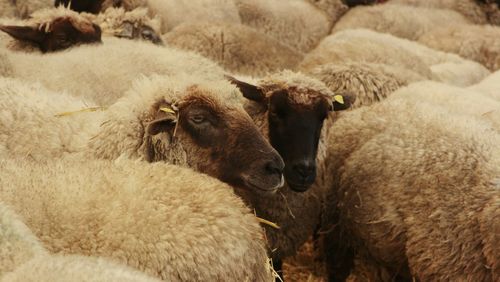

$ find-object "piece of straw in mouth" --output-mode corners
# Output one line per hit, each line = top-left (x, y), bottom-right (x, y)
(255, 216), (280, 229)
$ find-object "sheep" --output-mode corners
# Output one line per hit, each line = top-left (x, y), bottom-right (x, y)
(89, 7), (163, 44)
(0, 7), (102, 52)
(0, 202), (160, 282)
(320, 97), (500, 281)
(226, 70), (354, 278)
(331, 4), (471, 41)
(389, 81), (500, 132)
(163, 22), (304, 76)
(143, 0), (241, 33)
(389, 0), (500, 25)
(0, 158), (274, 281)
(0, 75), (285, 194)
(0, 202), (47, 276)
(300, 29), (491, 87)
(468, 69), (500, 101)
(307, 62), (425, 108)
(233, 0), (348, 52)
(3, 255), (162, 282)
(418, 23), (500, 71)
(0, 38), (225, 106)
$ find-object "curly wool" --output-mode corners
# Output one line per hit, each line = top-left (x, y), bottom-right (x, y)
(468, 69), (500, 101)
(0, 158), (273, 281)
(163, 22), (304, 76)
(418, 23), (500, 71)
(322, 98), (500, 280)
(332, 4), (470, 41)
(308, 62), (425, 108)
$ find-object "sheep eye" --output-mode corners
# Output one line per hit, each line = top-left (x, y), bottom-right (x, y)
(190, 115), (206, 124)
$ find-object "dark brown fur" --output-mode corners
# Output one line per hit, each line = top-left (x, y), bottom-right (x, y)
(54, 0), (108, 14)
(146, 87), (285, 193)
(0, 17), (102, 52)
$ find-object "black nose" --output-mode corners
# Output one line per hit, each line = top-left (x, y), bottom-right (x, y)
(265, 157), (285, 175)
(292, 162), (315, 179)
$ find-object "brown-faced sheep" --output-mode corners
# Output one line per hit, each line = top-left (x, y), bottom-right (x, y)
(0, 159), (274, 281)
(331, 4), (470, 41)
(233, 0), (348, 52)
(418, 23), (500, 71)
(0, 7), (102, 52)
(0, 75), (285, 194)
(0, 38), (225, 106)
(300, 28), (491, 87)
(321, 97), (500, 281)
(163, 22), (304, 76)
(227, 70), (354, 278)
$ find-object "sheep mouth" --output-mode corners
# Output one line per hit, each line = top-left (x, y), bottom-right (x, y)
(241, 174), (284, 194)
(287, 181), (313, 192)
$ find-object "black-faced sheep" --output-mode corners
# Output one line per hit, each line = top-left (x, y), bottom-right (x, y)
(163, 22), (304, 76)
(0, 159), (274, 281)
(321, 97), (500, 281)
(227, 70), (354, 278)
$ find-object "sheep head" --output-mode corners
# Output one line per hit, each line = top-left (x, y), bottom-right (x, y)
(0, 16), (102, 52)
(88, 76), (285, 194)
(228, 71), (354, 192)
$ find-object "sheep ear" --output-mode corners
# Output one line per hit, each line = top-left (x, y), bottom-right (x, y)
(331, 92), (356, 111)
(225, 75), (266, 103)
(146, 114), (177, 136)
(0, 25), (45, 44)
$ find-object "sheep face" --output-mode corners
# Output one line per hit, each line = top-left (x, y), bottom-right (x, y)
(116, 21), (163, 45)
(0, 17), (102, 52)
(55, 0), (106, 14)
(228, 76), (353, 192)
(146, 89), (285, 194)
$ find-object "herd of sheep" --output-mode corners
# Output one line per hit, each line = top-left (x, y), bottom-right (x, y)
(0, 0), (499, 281)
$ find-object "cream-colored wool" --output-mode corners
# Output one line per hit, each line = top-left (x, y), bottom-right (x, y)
(233, 0), (347, 52)
(87, 7), (162, 39)
(0, 201), (162, 281)
(322, 98), (500, 280)
(164, 22), (304, 76)
(468, 69), (500, 101)
(0, 77), (102, 160)
(145, 0), (241, 33)
(0, 0), (52, 19)
(0, 38), (224, 106)
(389, 81), (500, 132)
(3, 255), (161, 282)
(390, 0), (499, 25)
(299, 29), (491, 87)
(0, 158), (273, 282)
(0, 202), (47, 276)
(418, 23), (500, 71)
(332, 4), (470, 41)
(308, 62), (425, 108)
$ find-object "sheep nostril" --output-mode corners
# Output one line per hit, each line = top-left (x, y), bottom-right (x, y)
(292, 162), (315, 179)
(265, 160), (284, 176)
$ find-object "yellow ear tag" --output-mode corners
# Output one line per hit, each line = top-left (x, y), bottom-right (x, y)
(160, 107), (176, 114)
(334, 95), (344, 104)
